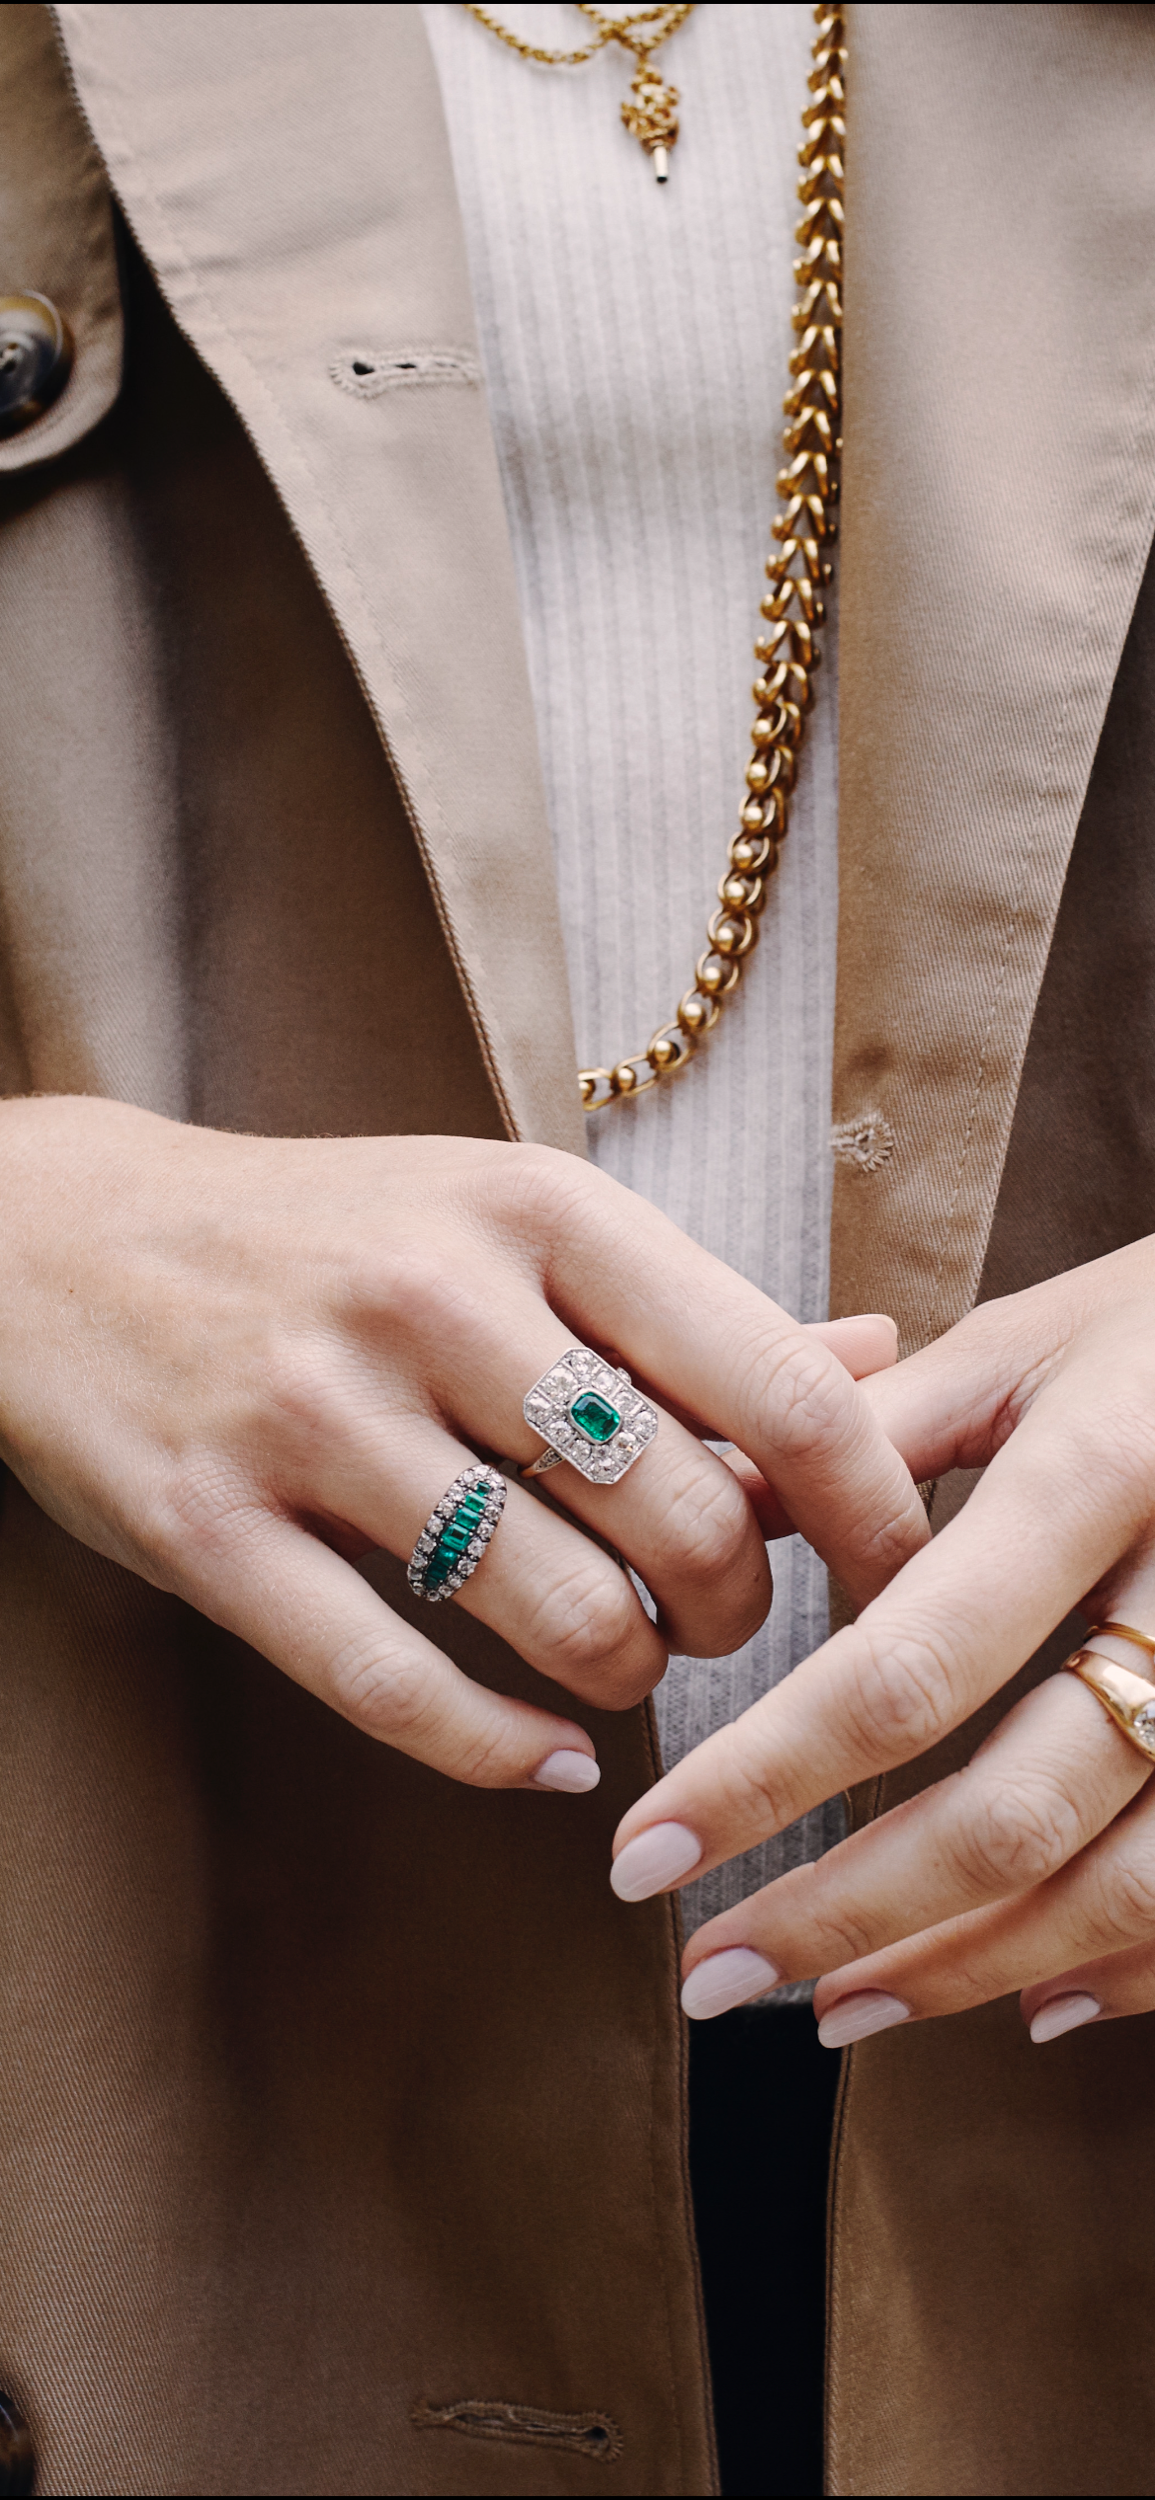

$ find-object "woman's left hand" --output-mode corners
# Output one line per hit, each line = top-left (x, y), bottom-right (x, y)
(609, 1235), (1155, 2050)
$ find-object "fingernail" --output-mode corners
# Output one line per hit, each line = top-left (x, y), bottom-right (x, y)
(610, 1822), (702, 1902)
(1028, 1991), (1100, 2045)
(817, 1990), (911, 2048)
(681, 1948), (780, 2020)
(531, 1749), (601, 1794)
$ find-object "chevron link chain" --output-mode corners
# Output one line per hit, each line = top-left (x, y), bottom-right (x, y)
(579, 2), (846, 1111)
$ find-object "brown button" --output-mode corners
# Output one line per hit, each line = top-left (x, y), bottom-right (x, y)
(0, 293), (73, 439)
(0, 2392), (33, 2496)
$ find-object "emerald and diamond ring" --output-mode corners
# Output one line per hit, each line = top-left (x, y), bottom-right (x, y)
(407, 1464), (507, 1603)
(522, 1346), (658, 1486)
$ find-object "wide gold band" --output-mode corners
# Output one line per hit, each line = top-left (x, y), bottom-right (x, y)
(1065, 1648), (1155, 1763)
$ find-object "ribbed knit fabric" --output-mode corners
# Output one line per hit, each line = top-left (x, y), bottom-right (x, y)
(423, 1), (844, 1936)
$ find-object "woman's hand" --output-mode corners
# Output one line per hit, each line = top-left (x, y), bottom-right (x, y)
(0, 1096), (925, 1790)
(608, 1237), (1155, 2041)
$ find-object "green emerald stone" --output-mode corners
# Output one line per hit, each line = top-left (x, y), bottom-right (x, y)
(425, 1490), (488, 1589)
(570, 1390), (621, 1445)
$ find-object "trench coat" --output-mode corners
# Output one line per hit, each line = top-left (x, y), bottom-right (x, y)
(2, 4), (1155, 2490)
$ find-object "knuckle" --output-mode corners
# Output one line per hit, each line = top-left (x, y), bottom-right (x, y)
(743, 1335), (847, 1460)
(660, 1464), (754, 1589)
(345, 1248), (471, 1348)
(141, 1459), (259, 1578)
(528, 1558), (646, 1694)
(952, 1773), (1083, 1898)
(846, 1488), (928, 1584)
(1095, 1848), (1155, 1946)
(484, 1141), (590, 1240)
(841, 1620), (961, 1759)
(261, 1335), (344, 1441)
(700, 1722), (799, 1842)
(808, 1897), (880, 1967)
(329, 1635), (516, 1786)
(329, 1630), (432, 1744)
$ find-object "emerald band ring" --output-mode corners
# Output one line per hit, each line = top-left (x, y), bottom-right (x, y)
(407, 1464), (507, 1603)
(522, 1346), (659, 1487)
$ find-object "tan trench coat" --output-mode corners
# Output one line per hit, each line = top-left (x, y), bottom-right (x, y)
(2, 3), (1155, 2491)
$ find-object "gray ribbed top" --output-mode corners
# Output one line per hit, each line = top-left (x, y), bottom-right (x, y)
(423, 0), (844, 1932)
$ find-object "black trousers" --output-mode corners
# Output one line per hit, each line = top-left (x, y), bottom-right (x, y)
(689, 2005), (841, 2499)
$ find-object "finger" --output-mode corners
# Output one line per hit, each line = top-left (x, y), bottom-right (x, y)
(510, 1156), (927, 1608)
(170, 1501), (601, 1789)
(716, 1315), (899, 1544)
(399, 1274), (773, 1663)
(812, 1744), (1155, 2037)
(860, 1278), (1151, 1487)
(807, 1313), (898, 1380)
(677, 1669), (1149, 2004)
(302, 1412), (667, 1709)
(599, 1313), (898, 1457)
(1021, 1934), (1155, 2037)
(611, 1352), (1149, 1891)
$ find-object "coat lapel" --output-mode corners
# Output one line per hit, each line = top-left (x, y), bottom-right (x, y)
(831, 1), (1155, 1352)
(54, 0), (585, 1155)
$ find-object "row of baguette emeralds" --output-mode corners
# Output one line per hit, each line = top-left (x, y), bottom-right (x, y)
(424, 1482), (492, 1590)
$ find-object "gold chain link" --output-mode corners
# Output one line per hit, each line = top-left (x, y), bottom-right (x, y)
(463, 4), (694, 71)
(574, 3), (846, 1108)
(464, 5), (695, 176)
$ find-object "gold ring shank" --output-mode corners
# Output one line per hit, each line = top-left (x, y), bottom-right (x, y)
(1065, 1648), (1155, 1764)
(1089, 1618), (1155, 1661)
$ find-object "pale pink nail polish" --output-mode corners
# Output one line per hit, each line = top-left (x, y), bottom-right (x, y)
(531, 1749), (601, 1794)
(1028, 1991), (1100, 2045)
(681, 1948), (780, 2021)
(610, 1822), (702, 1902)
(817, 1990), (911, 2048)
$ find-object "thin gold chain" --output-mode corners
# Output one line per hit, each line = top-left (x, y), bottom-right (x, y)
(576, 3), (846, 1107)
(464, 5), (695, 176)
(463, 5), (693, 71)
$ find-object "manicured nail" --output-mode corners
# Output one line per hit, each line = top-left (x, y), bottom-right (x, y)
(817, 1990), (911, 2048)
(610, 1821), (702, 1902)
(531, 1749), (601, 1794)
(1028, 1991), (1100, 2045)
(681, 1948), (780, 2020)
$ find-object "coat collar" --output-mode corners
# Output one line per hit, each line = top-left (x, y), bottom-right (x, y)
(54, 0), (586, 1155)
(831, 1), (1155, 1351)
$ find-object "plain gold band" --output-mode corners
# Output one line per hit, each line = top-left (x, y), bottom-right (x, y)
(1065, 1649), (1155, 1763)
(1088, 1618), (1155, 1661)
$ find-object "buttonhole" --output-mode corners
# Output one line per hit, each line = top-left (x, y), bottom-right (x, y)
(330, 346), (482, 398)
(411, 2397), (621, 2461)
(831, 1110), (895, 1174)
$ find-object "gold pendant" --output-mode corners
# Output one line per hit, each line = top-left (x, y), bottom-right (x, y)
(620, 60), (680, 182)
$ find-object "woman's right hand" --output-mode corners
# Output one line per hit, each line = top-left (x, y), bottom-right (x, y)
(0, 1096), (926, 1788)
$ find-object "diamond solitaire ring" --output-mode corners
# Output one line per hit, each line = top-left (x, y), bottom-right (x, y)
(521, 1346), (658, 1486)
(407, 1465), (507, 1603)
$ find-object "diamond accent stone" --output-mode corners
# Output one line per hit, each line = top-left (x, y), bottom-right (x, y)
(1134, 1702), (1155, 1749)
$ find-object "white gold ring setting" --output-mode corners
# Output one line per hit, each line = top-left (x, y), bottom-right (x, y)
(522, 1345), (658, 1487)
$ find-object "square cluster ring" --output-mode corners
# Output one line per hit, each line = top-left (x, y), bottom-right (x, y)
(523, 1347), (658, 1486)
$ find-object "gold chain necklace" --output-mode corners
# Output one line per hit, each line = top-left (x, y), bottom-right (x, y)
(464, 5), (696, 181)
(464, 4), (846, 1112)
